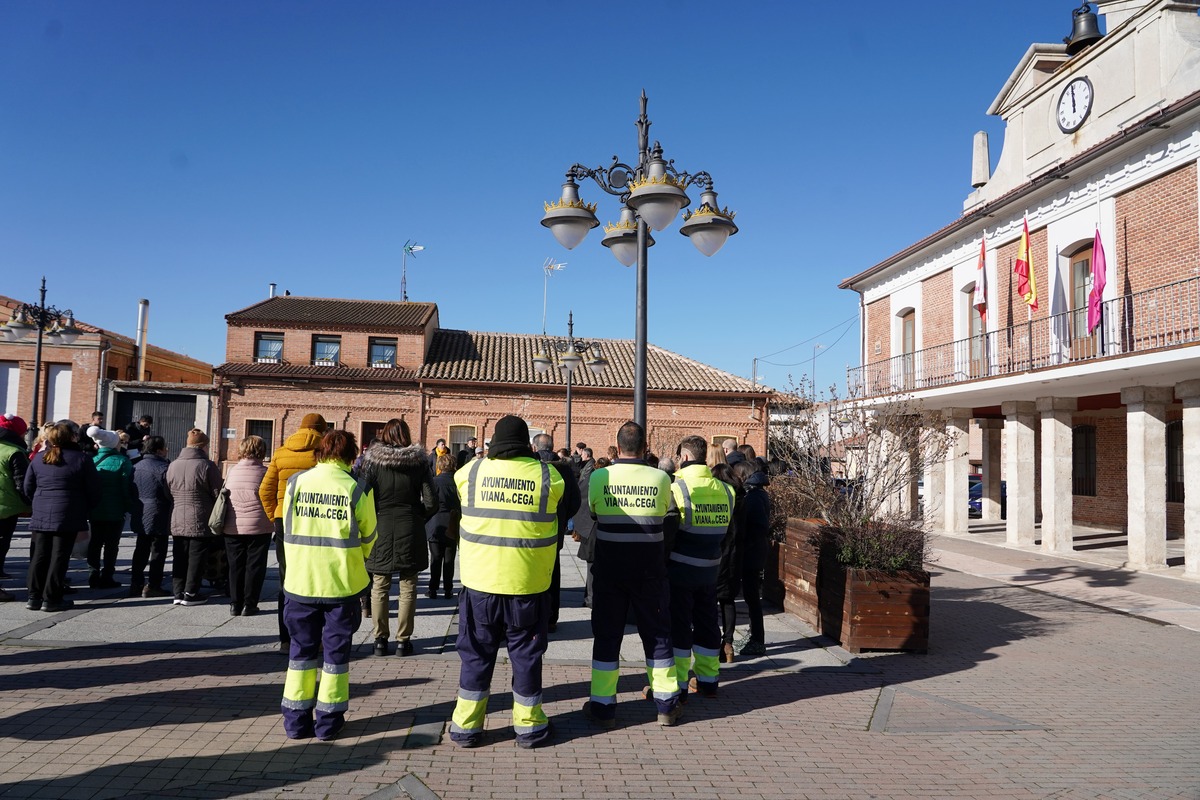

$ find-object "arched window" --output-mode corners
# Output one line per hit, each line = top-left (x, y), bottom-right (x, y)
(1072, 425), (1097, 496)
(1167, 421), (1184, 503)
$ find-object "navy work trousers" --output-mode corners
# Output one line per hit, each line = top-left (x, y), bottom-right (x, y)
(452, 587), (550, 748)
(589, 568), (678, 719)
(281, 597), (360, 740)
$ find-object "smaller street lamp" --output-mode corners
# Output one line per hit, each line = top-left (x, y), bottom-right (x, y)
(532, 311), (607, 447)
(1, 277), (82, 446)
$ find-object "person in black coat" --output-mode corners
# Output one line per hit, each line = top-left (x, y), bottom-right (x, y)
(360, 418), (435, 657)
(426, 452), (461, 599)
(23, 423), (100, 611)
(735, 461), (772, 657)
(713, 462), (746, 663)
(130, 435), (173, 598)
(570, 448), (596, 608)
(532, 433), (581, 632)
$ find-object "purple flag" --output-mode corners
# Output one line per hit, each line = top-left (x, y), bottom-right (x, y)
(1087, 229), (1107, 335)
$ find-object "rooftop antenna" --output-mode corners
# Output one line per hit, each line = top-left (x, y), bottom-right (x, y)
(401, 240), (425, 301)
(542, 257), (567, 334)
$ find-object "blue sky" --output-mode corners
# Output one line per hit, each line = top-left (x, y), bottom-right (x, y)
(2, 0), (1079, 395)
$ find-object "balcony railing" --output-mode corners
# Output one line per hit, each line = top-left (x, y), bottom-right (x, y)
(848, 275), (1200, 397)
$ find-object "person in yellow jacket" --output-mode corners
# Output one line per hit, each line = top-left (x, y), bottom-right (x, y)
(279, 429), (377, 741)
(259, 412), (326, 652)
(449, 415), (566, 749)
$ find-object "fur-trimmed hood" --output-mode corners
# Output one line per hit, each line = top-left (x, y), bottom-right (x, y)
(362, 441), (428, 471)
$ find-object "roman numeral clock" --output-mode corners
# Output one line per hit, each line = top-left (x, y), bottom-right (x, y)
(1057, 76), (1094, 133)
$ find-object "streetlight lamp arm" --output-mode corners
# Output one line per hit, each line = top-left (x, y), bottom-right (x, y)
(564, 158), (638, 202)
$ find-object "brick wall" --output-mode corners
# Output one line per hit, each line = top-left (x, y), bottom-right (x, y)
(227, 323), (425, 370)
(0, 333), (209, 427)
(218, 380), (769, 465)
(865, 297), (890, 364)
(920, 270), (954, 349)
(1115, 162), (1199, 296)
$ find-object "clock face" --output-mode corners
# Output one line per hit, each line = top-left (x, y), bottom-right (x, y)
(1057, 77), (1094, 133)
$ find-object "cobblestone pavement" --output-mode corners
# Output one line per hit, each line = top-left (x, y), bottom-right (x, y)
(0, 524), (1198, 800)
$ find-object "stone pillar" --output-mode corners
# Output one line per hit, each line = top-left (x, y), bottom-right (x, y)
(978, 418), (1004, 522)
(942, 408), (971, 535)
(1002, 401), (1037, 546)
(1177, 380), (1200, 580)
(1037, 397), (1077, 554)
(878, 425), (899, 517)
(923, 426), (945, 530)
(1122, 386), (1174, 570)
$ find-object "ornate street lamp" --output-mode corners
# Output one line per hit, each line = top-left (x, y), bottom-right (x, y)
(1, 277), (81, 446)
(541, 91), (737, 427)
(532, 311), (607, 447)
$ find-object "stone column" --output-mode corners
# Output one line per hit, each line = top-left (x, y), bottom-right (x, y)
(875, 423), (897, 517)
(942, 408), (972, 536)
(1037, 397), (1077, 554)
(923, 415), (945, 529)
(1002, 401), (1037, 546)
(1122, 386), (1174, 570)
(1177, 380), (1200, 580)
(978, 418), (1004, 522)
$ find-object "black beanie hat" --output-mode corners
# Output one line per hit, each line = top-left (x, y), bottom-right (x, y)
(489, 415), (531, 459)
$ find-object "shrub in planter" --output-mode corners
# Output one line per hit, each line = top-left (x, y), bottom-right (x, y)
(767, 384), (951, 653)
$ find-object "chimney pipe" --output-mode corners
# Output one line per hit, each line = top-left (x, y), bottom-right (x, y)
(135, 299), (150, 382)
(269, 282), (277, 298)
(971, 131), (991, 188)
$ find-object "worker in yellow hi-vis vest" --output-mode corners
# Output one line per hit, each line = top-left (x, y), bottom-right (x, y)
(280, 430), (377, 742)
(665, 434), (735, 699)
(583, 420), (682, 729)
(449, 415), (567, 749)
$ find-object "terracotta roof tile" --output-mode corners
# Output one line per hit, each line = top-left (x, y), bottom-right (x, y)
(421, 329), (764, 394)
(226, 296), (436, 329)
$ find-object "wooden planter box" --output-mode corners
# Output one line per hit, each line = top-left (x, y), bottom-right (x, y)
(775, 518), (824, 629)
(776, 517), (930, 653)
(832, 566), (930, 654)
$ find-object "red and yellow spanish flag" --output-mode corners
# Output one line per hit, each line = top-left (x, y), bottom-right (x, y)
(1014, 217), (1038, 311)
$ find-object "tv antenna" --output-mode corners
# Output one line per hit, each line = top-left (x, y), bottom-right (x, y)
(542, 257), (567, 334)
(401, 240), (424, 301)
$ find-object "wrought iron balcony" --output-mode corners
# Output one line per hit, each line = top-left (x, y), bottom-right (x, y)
(847, 275), (1200, 397)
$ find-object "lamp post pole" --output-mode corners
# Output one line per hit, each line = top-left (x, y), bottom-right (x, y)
(1, 277), (82, 447)
(532, 311), (607, 447)
(541, 92), (738, 429)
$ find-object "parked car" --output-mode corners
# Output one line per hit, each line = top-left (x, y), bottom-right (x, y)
(968, 478), (1007, 518)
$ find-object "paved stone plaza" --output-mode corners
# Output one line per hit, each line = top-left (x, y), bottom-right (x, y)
(0, 525), (1198, 800)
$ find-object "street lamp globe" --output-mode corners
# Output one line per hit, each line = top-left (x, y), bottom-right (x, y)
(679, 189), (739, 257)
(532, 349), (553, 374)
(601, 206), (654, 268)
(56, 315), (81, 345)
(541, 180), (599, 250)
(625, 145), (690, 232)
(4, 312), (35, 341)
(560, 350), (583, 375)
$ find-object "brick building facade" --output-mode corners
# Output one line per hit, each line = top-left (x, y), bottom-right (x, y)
(0, 293), (214, 429)
(839, 0), (1200, 576)
(215, 296), (770, 464)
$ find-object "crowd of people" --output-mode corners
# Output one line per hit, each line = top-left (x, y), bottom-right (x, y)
(0, 409), (772, 746)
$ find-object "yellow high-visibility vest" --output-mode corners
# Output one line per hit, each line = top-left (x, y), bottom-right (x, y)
(455, 456), (564, 595)
(282, 462), (377, 602)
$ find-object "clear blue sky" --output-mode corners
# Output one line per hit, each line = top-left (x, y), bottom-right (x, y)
(1, 1), (1078, 396)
